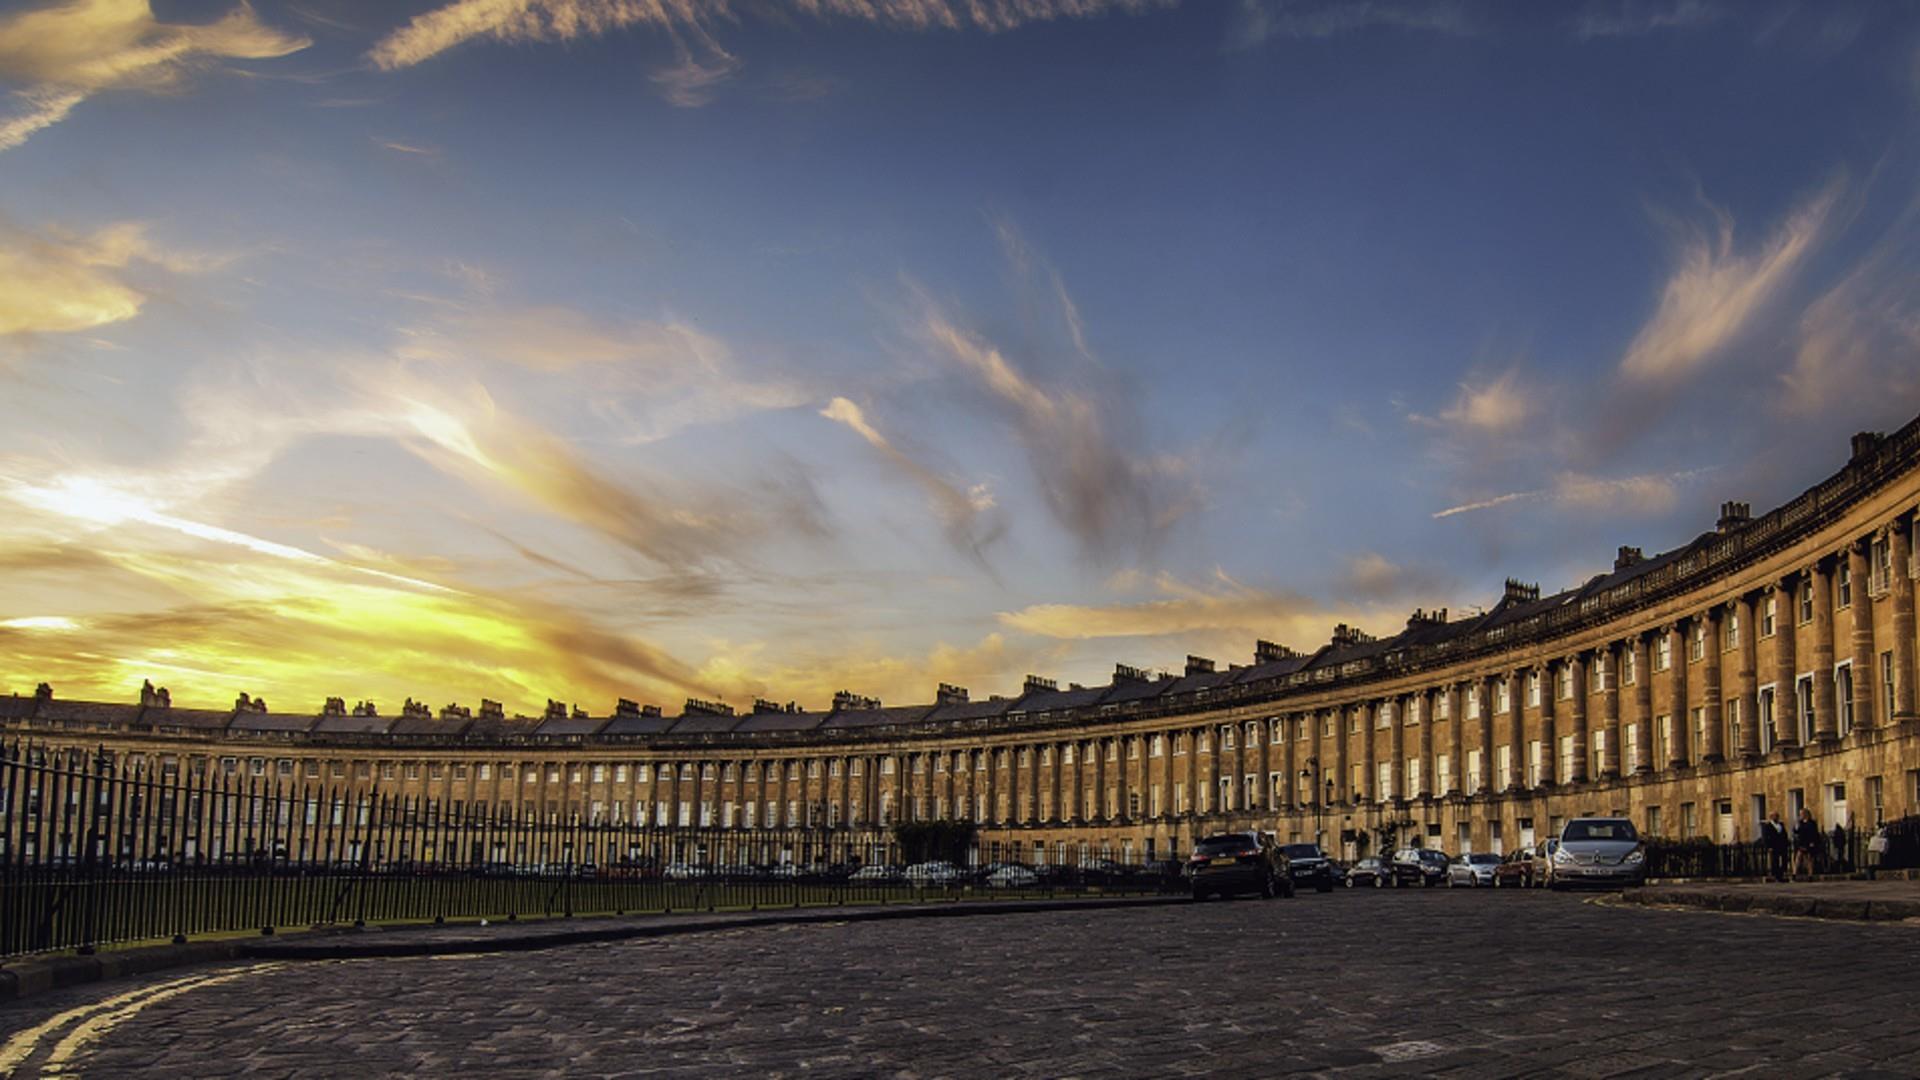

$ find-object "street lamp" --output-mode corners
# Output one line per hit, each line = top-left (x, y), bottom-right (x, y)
(1300, 757), (1325, 849)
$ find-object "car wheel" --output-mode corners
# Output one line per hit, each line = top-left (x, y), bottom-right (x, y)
(1492, 875), (1502, 889)
(1345, 875), (1354, 889)
(1261, 875), (1276, 900)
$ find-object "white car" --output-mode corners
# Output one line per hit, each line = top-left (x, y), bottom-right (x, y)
(904, 860), (962, 886)
(1446, 852), (1501, 887)
(985, 864), (1040, 888)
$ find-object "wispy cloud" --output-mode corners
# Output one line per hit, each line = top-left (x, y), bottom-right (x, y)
(369, 0), (1171, 72)
(820, 396), (1003, 569)
(1417, 368), (1536, 435)
(1432, 467), (1715, 519)
(1229, 0), (1473, 49)
(1619, 181), (1838, 382)
(0, 0), (309, 152)
(0, 221), (219, 336)
(1572, 0), (1721, 39)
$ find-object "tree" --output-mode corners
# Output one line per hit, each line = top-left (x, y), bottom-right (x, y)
(892, 819), (978, 864)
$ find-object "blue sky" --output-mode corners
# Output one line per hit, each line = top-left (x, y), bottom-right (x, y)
(2, 0), (1918, 713)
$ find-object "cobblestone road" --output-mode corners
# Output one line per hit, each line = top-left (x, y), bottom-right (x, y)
(5, 889), (1919, 1078)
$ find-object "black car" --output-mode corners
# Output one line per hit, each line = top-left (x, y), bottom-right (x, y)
(1388, 847), (1450, 887)
(1344, 856), (1388, 888)
(1280, 842), (1337, 893)
(1188, 831), (1293, 900)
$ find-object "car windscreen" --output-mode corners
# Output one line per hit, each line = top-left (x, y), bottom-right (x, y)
(1281, 844), (1321, 859)
(1195, 836), (1256, 855)
(1563, 820), (1639, 842)
(1468, 854), (1501, 864)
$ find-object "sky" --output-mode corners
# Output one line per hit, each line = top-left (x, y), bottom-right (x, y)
(2, 0), (1919, 716)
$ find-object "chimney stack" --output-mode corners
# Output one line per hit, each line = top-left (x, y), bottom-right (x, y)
(1503, 578), (1540, 603)
(1184, 655), (1215, 676)
(1254, 640), (1295, 664)
(1023, 674), (1058, 694)
(1615, 546), (1644, 571)
(1852, 431), (1885, 460)
(1716, 501), (1751, 533)
(936, 683), (969, 705)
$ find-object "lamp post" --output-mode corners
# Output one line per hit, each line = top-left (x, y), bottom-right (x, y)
(1300, 757), (1325, 849)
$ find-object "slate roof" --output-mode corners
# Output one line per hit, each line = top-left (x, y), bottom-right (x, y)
(389, 714), (474, 737)
(1014, 686), (1107, 714)
(819, 704), (934, 730)
(143, 707), (234, 731)
(599, 712), (675, 737)
(923, 697), (1015, 724)
(226, 710), (319, 734)
(310, 713), (397, 736)
(532, 714), (609, 738)
(667, 713), (742, 735)
(733, 710), (826, 733)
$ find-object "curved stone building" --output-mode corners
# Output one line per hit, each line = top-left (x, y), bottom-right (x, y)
(8, 420), (1920, 867)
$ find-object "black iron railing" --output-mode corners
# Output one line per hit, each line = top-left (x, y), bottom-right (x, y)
(1643, 822), (1918, 880)
(0, 743), (1178, 959)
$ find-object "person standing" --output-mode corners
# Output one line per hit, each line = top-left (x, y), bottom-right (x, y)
(1792, 809), (1820, 881)
(1765, 812), (1790, 882)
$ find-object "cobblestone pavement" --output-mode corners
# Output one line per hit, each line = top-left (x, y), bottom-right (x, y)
(4, 889), (1919, 1078)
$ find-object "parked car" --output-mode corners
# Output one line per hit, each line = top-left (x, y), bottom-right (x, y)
(1189, 831), (1293, 900)
(1549, 817), (1646, 889)
(1280, 843), (1338, 893)
(1388, 847), (1451, 887)
(985, 863), (1041, 888)
(661, 862), (706, 881)
(848, 863), (905, 884)
(1493, 846), (1543, 888)
(904, 860), (963, 886)
(1446, 852), (1502, 887)
(1344, 856), (1387, 888)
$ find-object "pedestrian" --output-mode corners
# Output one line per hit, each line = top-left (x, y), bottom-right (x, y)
(1830, 823), (1849, 874)
(1763, 812), (1789, 882)
(1792, 809), (1819, 881)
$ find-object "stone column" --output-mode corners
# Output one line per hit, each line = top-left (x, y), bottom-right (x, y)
(1116, 737), (1132, 822)
(1849, 537), (1876, 732)
(1281, 716), (1297, 811)
(1668, 622), (1690, 768)
(1332, 707), (1349, 807)
(1775, 576), (1800, 749)
(1601, 645), (1622, 779)
(1417, 690), (1435, 798)
(1030, 744), (1043, 824)
(1003, 746), (1018, 824)
(1479, 674), (1497, 791)
(1892, 516), (1917, 723)
(1736, 592), (1761, 758)
(1812, 558), (1839, 743)
(1186, 728), (1199, 819)
(1361, 702), (1377, 805)
(1702, 607), (1725, 762)
(1507, 671), (1525, 791)
(1447, 683), (1465, 794)
(1568, 653), (1589, 783)
(1538, 664), (1556, 785)
(1397, 699), (1413, 799)
(1632, 633), (1654, 773)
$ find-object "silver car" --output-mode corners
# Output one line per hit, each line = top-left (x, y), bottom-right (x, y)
(1548, 817), (1647, 889)
(1445, 851), (1501, 887)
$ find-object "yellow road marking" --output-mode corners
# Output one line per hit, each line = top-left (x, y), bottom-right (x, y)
(37, 964), (284, 1077)
(0, 972), (224, 1075)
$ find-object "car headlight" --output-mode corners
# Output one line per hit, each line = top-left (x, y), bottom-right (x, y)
(1553, 848), (1574, 863)
(1624, 849), (1644, 865)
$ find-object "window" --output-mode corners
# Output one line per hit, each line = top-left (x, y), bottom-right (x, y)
(1496, 682), (1510, 714)
(1690, 623), (1705, 662)
(1837, 663), (1854, 736)
(1376, 761), (1392, 800)
(1346, 710), (1359, 734)
(1838, 562), (1852, 608)
(1221, 726), (1236, 751)
(1724, 611), (1739, 650)
(1466, 686), (1480, 720)
(1558, 736), (1574, 782)
(1655, 636), (1671, 672)
(1438, 693), (1452, 719)
(1496, 744), (1512, 789)
(1763, 596), (1777, 637)
(1437, 753), (1452, 793)
(1151, 734), (1166, 757)
(881, 757), (895, 775)
(1466, 749), (1483, 794)
(1647, 804), (1663, 837)
(1758, 686), (1777, 753)
(1871, 536), (1891, 594)
(1868, 775), (1884, 826)
(1691, 707), (1705, 761)
(1797, 675), (1815, 744)
(1406, 758), (1421, 796)
(1527, 672), (1540, 707)
(1376, 703), (1392, 730)
(1884, 652), (1898, 727)
(591, 763), (606, 783)
(1800, 581), (1814, 624)
(1558, 667), (1573, 701)
(1527, 740), (1542, 787)
(1623, 649), (1636, 686)
(1682, 802), (1697, 837)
